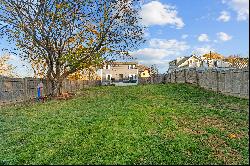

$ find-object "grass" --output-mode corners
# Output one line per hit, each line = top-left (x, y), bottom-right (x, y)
(0, 84), (249, 165)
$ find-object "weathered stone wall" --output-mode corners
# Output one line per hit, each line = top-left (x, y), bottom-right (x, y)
(164, 68), (249, 99)
(0, 77), (101, 105)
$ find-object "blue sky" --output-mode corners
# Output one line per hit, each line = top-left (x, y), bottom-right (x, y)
(132, 0), (249, 73)
(0, 0), (249, 76)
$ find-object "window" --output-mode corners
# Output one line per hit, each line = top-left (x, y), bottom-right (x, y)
(129, 74), (137, 80)
(119, 74), (123, 81)
(129, 74), (132, 80)
(103, 65), (111, 69)
(214, 61), (217, 67)
(106, 65), (111, 69)
(128, 64), (136, 69)
(106, 74), (112, 80)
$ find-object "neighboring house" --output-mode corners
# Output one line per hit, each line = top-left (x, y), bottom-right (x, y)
(168, 53), (233, 72)
(201, 59), (231, 68)
(100, 62), (138, 85)
(168, 55), (202, 72)
(168, 59), (177, 73)
(177, 55), (202, 68)
(138, 65), (150, 78)
(201, 52), (231, 68)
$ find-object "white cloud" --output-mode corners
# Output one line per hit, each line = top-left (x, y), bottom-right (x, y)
(149, 39), (190, 51)
(217, 11), (231, 22)
(181, 34), (188, 39)
(140, 1), (184, 29)
(198, 34), (210, 42)
(132, 38), (190, 72)
(192, 45), (215, 56)
(217, 32), (232, 41)
(222, 0), (249, 21)
(132, 48), (174, 60)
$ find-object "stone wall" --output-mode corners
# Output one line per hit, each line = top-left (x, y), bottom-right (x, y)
(0, 77), (101, 105)
(164, 68), (249, 99)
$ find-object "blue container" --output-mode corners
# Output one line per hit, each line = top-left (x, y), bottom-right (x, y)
(37, 87), (41, 98)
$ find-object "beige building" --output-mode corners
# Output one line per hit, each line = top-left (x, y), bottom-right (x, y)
(101, 62), (138, 84)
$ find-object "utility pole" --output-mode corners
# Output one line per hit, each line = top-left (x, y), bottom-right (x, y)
(207, 51), (211, 67)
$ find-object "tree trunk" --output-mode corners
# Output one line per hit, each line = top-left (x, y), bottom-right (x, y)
(50, 79), (63, 96)
(49, 79), (55, 96)
(48, 68), (72, 96)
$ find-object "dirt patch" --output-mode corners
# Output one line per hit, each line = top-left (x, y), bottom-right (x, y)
(205, 135), (243, 165)
(198, 116), (226, 131)
(170, 115), (207, 136)
(182, 127), (207, 135)
(172, 115), (191, 126)
(54, 92), (76, 100)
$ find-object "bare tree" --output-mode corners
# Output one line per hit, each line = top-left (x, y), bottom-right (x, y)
(150, 64), (159, 76)
(0, 0), (145, 95)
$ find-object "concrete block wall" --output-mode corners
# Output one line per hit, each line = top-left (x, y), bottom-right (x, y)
(164, 68), (249, 99)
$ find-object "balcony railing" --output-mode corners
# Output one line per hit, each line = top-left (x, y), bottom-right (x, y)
(104, 79), (138, 83)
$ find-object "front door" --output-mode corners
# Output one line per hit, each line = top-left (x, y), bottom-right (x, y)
(107, 74), (111, 81)
(119, 74), (123, 82)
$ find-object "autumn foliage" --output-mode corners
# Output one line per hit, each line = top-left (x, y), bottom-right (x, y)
(202, 52), (224, 60)
(224, 55), (249, 69)
(0, 0), (145, 95)
(68, 67), (101, 81)
(0, 54), (16, 77)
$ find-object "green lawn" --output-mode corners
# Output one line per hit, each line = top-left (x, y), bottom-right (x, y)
(0, 84), (249, 165)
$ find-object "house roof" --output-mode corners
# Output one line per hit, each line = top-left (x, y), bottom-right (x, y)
(176, 57), (189, 66)
(137, 64), (150, 72)
(176, 55), (202, 66)
(106, 61), (138, 65)
(169, 60), (177, 65)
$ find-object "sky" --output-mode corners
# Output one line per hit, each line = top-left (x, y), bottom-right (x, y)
(0, 0), (249, 76)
